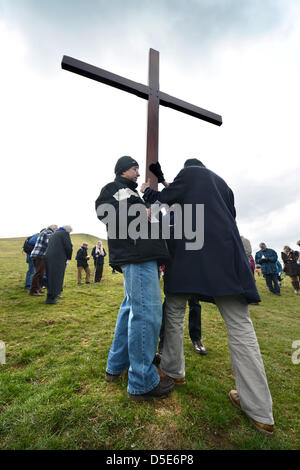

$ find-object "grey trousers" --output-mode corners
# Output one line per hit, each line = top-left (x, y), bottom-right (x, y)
(160, 294), (274, 425)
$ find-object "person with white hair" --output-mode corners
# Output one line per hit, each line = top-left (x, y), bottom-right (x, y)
(29, 225), (58, 296)
(45, 226), (73, 304)
(91, 240), (106, 282)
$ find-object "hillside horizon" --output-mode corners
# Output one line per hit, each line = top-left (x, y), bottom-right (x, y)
(0, 233), (108, 242)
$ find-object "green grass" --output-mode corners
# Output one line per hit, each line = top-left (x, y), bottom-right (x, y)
(0, 234), (299, 450)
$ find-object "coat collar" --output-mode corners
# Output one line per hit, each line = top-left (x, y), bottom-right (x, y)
(115, 175), (138, 191)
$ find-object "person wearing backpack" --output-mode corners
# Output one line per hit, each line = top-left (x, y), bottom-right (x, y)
(23, 233), (39, 290)
(76, 242), (91, 284)
(29, 225), (58, 296)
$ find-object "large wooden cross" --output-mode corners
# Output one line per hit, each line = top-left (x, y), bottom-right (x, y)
(61, 48), (222, 189)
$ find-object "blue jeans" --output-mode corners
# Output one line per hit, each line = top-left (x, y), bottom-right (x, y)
(24, 258), (35, 289)
(106, 261), (162, 395)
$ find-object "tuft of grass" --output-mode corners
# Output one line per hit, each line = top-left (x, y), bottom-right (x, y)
(0, 234), (300, 450)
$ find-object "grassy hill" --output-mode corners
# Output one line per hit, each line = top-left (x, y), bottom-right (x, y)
(0, 235), (299, 450)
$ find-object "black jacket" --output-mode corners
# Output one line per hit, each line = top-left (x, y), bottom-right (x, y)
(143, 165), (260, 304)
(76, 247), (89, 268)
(95, 176), (169, 270)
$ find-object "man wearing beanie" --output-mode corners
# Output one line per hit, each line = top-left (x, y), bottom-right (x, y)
(141, 158), (274, 435)
(95, 156), (173, 401)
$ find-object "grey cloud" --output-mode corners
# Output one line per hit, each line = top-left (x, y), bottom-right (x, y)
(234, 170), (300, 220)
(233, 167), (300, 255)
(233, 168), (300, 254)
(1, 0), (297, 74)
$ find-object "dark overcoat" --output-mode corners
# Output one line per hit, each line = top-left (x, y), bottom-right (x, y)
(143, 165), (260, 304)
(281, 250), (300, 276)
(45, 230), (73, 297)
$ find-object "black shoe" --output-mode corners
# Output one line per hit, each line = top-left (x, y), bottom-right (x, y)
(192, 340), (207, 355)
(152, 352), (162, 367)
(105, 372), (121, 382)
(128, 377), (175, 401)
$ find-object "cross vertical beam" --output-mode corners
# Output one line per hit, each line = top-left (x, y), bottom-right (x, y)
(146, 49), (160, 189)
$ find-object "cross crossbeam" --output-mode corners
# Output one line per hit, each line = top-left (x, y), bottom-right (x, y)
(61, 49), (222, 188)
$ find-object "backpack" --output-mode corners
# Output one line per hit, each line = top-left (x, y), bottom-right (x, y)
(23, 235), (36, 255)
(75, 248), (82, 261)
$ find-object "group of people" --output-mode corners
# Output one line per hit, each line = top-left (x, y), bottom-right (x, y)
(255, 242), (300, 296)
(95, 155), (275, 436)
(22, 155), (298, 437)
(75, 241), (106, 284)
(24, 228), (106, 304)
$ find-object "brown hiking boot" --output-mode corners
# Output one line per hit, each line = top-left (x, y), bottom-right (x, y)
(229, 390), (274, 436)
(30, 292), (44, 296)
(158, 367), (186, 387)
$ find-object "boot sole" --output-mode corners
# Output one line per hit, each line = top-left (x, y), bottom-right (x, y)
(127, 391), (170, 402)
(249, 419), (274, 436)
(105, 374), (121, 382)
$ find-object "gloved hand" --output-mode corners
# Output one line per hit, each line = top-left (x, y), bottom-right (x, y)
(149, 162), (165, 183)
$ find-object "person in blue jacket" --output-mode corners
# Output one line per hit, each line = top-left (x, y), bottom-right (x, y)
(255, 243), (281, 296)
(24, 233), (39, 289)
(276, 260), (283, 287)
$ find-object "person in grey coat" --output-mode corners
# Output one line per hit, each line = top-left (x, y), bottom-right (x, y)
(45, 226), (73, 304)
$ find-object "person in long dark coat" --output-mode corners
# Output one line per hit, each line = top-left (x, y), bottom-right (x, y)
(91, 240), (106, 282)
(141, 159), (274, 436)
(281, 245), (300, 293)
(45, 226), (73, 304)
(143, 160), (259, 302)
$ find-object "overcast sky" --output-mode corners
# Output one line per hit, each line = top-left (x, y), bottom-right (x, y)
(1, 0), (300, 257)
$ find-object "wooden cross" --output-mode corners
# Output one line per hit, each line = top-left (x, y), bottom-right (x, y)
(61, 48), (222, 189)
